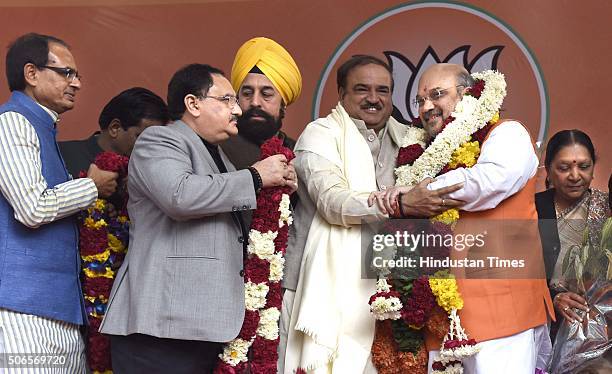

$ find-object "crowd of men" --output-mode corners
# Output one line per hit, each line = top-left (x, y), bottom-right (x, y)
(0, 32), (553, 373)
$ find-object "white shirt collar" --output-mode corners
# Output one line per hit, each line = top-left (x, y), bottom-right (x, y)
(35, 102), (59, 123)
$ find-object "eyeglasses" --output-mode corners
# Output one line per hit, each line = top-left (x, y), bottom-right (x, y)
(413, 85), (464, 107)
(202, 95), (238, 108)
(37, 65), (81, 82)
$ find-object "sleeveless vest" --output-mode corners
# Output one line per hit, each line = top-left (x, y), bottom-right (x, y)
(0, 91), (86, 325)
(425, 120), (554, 349)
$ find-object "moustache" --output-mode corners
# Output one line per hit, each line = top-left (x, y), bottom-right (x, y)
(242, 107), (274, 121)
(422, 108), (442, 122)
(361, 102), (382, 111)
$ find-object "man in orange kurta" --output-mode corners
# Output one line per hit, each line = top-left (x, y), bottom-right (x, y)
(400, 64), (554, 373)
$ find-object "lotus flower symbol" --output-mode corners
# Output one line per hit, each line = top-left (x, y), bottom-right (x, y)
(386, 45), (504, 123)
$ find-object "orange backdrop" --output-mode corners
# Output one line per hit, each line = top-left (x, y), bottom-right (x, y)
(0, 0), (609, 190)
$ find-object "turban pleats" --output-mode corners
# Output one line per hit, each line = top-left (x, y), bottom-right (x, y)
(231, 37), (302, 105)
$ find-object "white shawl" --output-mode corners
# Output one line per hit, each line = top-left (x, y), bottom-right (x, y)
(285, 103), (378, 373)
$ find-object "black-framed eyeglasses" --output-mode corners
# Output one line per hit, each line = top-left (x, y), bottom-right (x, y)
(413, 85), (464, 107)
(202, 95), (238, 108)
(37, 65), (81, 82)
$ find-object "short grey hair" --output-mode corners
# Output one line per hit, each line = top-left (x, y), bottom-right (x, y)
(456, 70), (475, 94)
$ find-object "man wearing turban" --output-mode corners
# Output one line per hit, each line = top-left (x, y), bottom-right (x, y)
(221, 36), (302, 169)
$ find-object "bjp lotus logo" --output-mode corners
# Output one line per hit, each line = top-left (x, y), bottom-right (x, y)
(313, 2), (548, 147)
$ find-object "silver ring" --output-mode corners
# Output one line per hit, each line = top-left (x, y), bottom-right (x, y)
(441, 198), (446, 206)
(563, 306), (569, 312)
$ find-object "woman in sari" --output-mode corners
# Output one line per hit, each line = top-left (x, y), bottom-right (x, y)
(535, 129), (610, 373)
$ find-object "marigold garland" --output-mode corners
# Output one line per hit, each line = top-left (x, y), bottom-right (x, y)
(429, 271), (464, 313)
(370, 70), (506, 373)
(448, 141), (480, 169)
(78, 151), (129, 374)
(214, 137), (294, 373)
(431, 209), (460, 226)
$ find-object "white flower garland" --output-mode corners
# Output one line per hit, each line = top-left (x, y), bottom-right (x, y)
(395, 70), (506, 187)
(219, 193), (292, 368)
(247, 230), (277, 257)
(369, 279), (403, 320)
(439, 310), (481, 360)
(256, 307), (281, 340)
(244, 281), (269, 311)
(401, 125), (429, 148)
(220, 338), (252, 366)
(279, 194), (293, 227)
(268, 252), (285, 282)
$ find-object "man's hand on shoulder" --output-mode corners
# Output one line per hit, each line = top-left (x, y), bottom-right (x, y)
(252, 154), (296, 190)
(87, 164), (119, 198)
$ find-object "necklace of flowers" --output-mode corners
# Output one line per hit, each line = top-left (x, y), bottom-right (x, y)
(395, 70), (506, 188)
(215, 137), (294, 374)
(369, 70), (506, 374)
(78, 151), (130, 374)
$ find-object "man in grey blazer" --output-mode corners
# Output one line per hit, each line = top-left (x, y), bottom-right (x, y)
(100, 64), (296, 373)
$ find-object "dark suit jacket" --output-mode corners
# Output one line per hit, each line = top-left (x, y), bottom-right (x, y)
(59, 132), (103, 178)
(536, 188), (567, 341)
(535, 188), (562, 281)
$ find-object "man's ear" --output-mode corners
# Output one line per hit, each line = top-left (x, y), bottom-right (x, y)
(338, 87), (346, 101)
(23, 63), (39, 87)
(107, 119), (122, 139)
(184, 94), (200, 117)
(279, 102), (286, 120)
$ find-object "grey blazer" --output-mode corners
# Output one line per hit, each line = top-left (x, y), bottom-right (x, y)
(100, 120), (256, 342)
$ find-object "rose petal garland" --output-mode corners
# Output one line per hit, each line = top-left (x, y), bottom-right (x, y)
(371, 70), (506, 374)
(215, 137), (294, 373)
(401, 276), (436, 329)
(78, 151), (129, 374)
